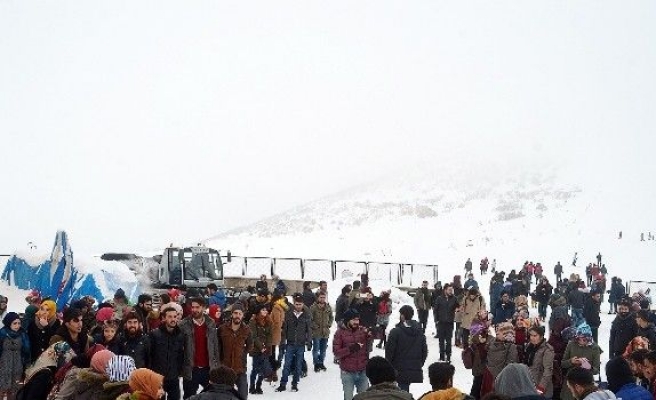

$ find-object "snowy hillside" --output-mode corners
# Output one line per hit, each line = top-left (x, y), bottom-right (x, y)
(206, 164), (656, 280)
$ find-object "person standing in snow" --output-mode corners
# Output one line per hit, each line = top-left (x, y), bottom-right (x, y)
(385, 305), (428, 393)
(434, 284), (459, 361)
(333, 309), (372, 400)
(310, 291), (334, 371)
(414, 281), (431, 333)
(555, 262), (563, 283)
(609, 300), (639, 358)
(465, 258), (473, 273)
(0, 312), (30, 400)
(275, 295), (311, 393)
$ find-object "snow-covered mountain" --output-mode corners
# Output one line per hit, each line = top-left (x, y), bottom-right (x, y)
(206, 162), (656, 281)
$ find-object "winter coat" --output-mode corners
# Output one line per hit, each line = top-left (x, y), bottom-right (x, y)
(28, 317), (61, 363)
(583, 297), (602, 328)
(376, 299), (392, 326)
(490, 282), (505, 307)
(637, 324), (656, 350)
(148, 325), (185, 380)
(385, 320), (428, 384)
(310, 302), (334, 339)
(52, 365), (81, 400)
(461, 295), (487, 330)
(302, 289), (316, 308)
(49, 327), (91, 356)
(581, 390), (617, 400)
(464, 279), (479, 290)
(353, 382), (414, 400)
(248, 316), (272, 355)
(270, 299), (287, 346)
(0, 327), (30, 391)
(218, 322), (253, 374)
(524, 341), (554, 398)
(470, 336), (488, 376)
(609, 313), (639, 357)
(335, 294), (351, 322)
(280, 308), (311, 346)
(492, 301), (516, 325)
(609, 282), (625, 304)
(568, 289), (586, 309)
(434, 295), (459, 323)
(187, 383), (243, 400)
(332, 325), (371, 372)
(414, 288), (431, 311)
(73, 368), (108, 400)
(208, 290), (227, 309)
(99, 381), (130, 400)
(560, 341), (602, 400)
(535, 283), (553, 304)
(486, 337), (519, 378)
(614, 383), (653, 400)
(419, 387), (476, 400)
(119, 331), (151, 368)
(179, 315), (220, 380)
(357, 300), (377, 330)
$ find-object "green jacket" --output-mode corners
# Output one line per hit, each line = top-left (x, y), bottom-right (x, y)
(310, 302), (334, 339)
(560, 341), (602, 400)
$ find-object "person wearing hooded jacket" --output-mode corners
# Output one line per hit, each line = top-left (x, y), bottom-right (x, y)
(494, 363), (545, 400)
(605, 356), (653, 400)
(385, 305), (428, 393)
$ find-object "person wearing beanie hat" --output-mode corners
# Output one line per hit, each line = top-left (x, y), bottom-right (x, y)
(494, 363), (542, 400)
(484, 323), (519, 395)
(351, 356), (410, 400)
(0, 311), (30, 399)
(22, 303), (39, 331)
(187, 366), (242, 400)
(333, 305), (370, 400)
(420, 361), (475, 400)
(96, 306), (115, 324)
(385, 303), (428, 393)
(610, 300), (639, 358)
(102, 355), (137, 399)
(606, 356), (653, 400)
(119, 368), (164, 400)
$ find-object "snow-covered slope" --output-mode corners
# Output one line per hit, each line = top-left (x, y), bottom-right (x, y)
(206, 164), (656, 281)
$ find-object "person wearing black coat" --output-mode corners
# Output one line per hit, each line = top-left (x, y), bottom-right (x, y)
(385, 305), (428, 393)
(149, 308), (185, 400)
(335, 286), (352, 323)
(535, 279), (553, 321)
(356, 293), (378, 332)
(28, 316), (61, 363)
(492, 293), (516, 325)
(567, 287), (586, 325)
(609, 301), (639, 358)
(433, 285), (459, 361)
(636, 310), (656, 350)
(302, 282), (316, 308)
(583, 291), (602, 343)
(120, 312), (151, 368)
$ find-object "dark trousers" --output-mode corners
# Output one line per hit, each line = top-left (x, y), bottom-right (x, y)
(471, 374), (484, 400)
(438, 321), (454, 359)
(591, 326), (599, 343)
(418, 309), (429, 332)
(462, 328), (471, 347)
(164, 378), (181, 400)
(183, 367), (210, 398)
(236, 373), (248, 400)
(398, 382), (411, 392)
(250, 353), (273, 387)
(538, 302), (548, 319)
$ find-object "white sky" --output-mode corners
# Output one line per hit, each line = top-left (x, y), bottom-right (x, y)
(1, 1), (655, 254)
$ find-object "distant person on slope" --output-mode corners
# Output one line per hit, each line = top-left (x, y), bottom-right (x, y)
(414, 281), (431, 333)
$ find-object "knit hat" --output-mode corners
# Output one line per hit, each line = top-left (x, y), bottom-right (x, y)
(574, 322), (594, 344)
(114, 288), (127, 300)
(365, 356), (397, 385)
(107, 355), (136, 382)
(90, 349), (115, 374)
(41, 299), (57, 320)
(606, 357), (635, 393)
(96, 307), (115, 323)
(209, 365), (237, 386)
(342, 309), (360, 324)
(25, 289), (41, 304)
(496, 322), (515, 342)
(24, 304), (39, 322)
(231, 303), (244, 313)
(129, 368), (164, 400)
(2, 312), (20, 328)
(495, 363), (539, 398)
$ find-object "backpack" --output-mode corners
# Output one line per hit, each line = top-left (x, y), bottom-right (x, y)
(462, 346), (475, 369)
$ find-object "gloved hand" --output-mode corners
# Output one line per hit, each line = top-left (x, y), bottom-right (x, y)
(348, 343), (362, 354)
(307, 342), (313, 351)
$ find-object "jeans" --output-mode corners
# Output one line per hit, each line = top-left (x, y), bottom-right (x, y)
(438, 321), (454, 359)
(571, 308), (584, 326)
(418, 309), (429, 333)
(340, 370), (369, 400)
(280, 344), (305, 386)
(538, 302), (548, 319)
(312, 337), (329, 366)
(164, 378), (181, 400)
(183, 367), (209, 398)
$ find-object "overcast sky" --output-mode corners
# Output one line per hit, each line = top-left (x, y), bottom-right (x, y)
(1, 1), (654, 254)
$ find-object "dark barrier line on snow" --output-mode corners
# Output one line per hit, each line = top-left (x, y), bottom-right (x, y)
(222, 255), (438, 286)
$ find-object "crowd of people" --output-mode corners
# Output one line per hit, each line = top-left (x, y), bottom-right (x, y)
(0, 258), (655, 400)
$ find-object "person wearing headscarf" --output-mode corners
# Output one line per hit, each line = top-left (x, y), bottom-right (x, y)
(523, 325), (554, 398)
(622, 336), (650, 359)
(28, 299), (61, 363)
(50, 343), (106, 400)
(560, 323), (602, 400)
(116, 368), (164, 400)
(605, 357), (653, 400)
(73, 349), (114, 400)
(0, 312), (31, 400)
(494, 363), (545, 400)
(21, 341), (76, 400)
(100, 355), (137, 400)
(481, 322), (519, 397)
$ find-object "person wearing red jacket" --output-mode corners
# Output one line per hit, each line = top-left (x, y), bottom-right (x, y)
(333, 309), (372, 400)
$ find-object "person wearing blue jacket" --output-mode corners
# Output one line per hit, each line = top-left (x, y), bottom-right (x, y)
(606, 356), (653, 400)
(492, 292), (516, 325)
(207, 283), (227, 308)
(0, 312), (31, 399)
